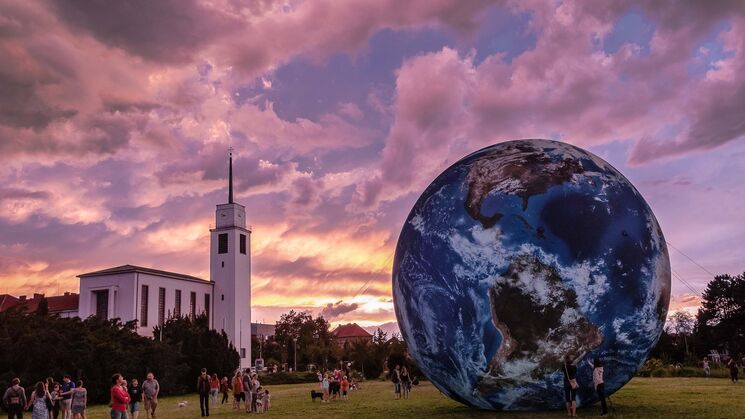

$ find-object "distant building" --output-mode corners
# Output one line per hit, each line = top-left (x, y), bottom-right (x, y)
(251, 322), (275, 339)
(331, 323), (373, 347)
(0, 292), (79, 318)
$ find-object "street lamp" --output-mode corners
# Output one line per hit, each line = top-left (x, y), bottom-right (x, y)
(293, 337), (298, 372)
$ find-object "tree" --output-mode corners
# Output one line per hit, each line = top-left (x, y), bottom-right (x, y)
(274, 310), (332, 369)
(670, 311), (695, 357)
(695, 273), (745, 357)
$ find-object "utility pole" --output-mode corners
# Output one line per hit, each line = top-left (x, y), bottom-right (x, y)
(293, 337), (298, 372)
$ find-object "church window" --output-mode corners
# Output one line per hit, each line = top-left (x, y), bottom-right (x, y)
(190, 291), (196, 318)
(241, 348), (246, 358)
(221, 261), (224, 267)
(140, 285), (149, 327)
(158, 287), (166, 326)
(174, 290), (181, 317)
(93, 290), (109, 320)
(221, 294), (224, 301)
(240, 234), (246, 254)
(218, 233), (228, 254)
(204, 294), (210, 319)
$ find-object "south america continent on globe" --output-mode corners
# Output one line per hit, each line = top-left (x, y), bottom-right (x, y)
(392, 139), (670, 410)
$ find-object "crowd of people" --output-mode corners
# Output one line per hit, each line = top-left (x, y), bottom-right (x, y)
(2, 376), (87, 419)
(2, 367), (271, 419)
(228, 368), (270, 415)
(316, 369), (353, 403)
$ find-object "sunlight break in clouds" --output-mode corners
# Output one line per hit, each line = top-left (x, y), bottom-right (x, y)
(1, 1), (745, 326)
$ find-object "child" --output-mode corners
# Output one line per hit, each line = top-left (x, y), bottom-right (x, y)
(340, 376), (349, 400)
(263, 389), (270, 411)
(587, 358), (608, 416)
(255, 386), (263, 413)
(321, 374), (330, 403)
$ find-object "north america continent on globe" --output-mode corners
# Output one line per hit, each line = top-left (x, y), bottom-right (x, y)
(392, 139), (671, 410)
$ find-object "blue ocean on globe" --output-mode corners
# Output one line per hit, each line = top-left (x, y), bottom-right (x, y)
(392, 139), (671, 410)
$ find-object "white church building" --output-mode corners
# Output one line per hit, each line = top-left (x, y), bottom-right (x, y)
(77, 151), (253, 368)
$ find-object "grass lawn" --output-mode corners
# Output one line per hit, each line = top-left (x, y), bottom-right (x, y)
(83, 377), (745, 418)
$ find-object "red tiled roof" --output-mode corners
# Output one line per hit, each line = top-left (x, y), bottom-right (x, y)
(0, 293), (78, 314)
(0, 294), (19, 311)
(332, 323), (373, 338)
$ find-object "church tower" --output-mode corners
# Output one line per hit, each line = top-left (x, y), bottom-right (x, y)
(210, 149), (252, 369)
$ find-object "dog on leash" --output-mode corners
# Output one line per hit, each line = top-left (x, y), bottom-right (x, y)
(310, 390), (324, 401)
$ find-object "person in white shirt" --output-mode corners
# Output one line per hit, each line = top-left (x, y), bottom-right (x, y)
(587, 358), (608, 416)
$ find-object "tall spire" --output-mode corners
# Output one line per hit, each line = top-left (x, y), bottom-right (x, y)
(228, 147), (234, 204)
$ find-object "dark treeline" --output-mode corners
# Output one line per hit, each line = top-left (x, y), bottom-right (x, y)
(650, 272), (745, 365)
(253, 310), (422, 380)
(0, 309), (238, 404)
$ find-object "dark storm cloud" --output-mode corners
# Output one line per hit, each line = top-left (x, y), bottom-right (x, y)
(49, 0), (239, 63)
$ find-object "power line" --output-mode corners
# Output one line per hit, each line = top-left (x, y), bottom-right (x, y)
(666, 241), (717, 279)
(670, 268), (701, 296)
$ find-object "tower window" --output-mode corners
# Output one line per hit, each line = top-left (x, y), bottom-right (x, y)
(218, 233), (228, 254)
(240, 234), (246, 254)
(190, 291), (196, 318)
(174, 289), (181, 317)
(140, 285), (149, 327)
(158, 287), (166, 326)
(221, 261), (224, 268)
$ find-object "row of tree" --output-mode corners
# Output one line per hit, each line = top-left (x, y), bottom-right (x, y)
(651, 272), (745, 364)
(252, 310), (421, 380)
(0, 308), (238, 404)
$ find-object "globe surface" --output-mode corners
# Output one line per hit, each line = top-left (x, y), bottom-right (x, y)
(392, 139), (671, 410)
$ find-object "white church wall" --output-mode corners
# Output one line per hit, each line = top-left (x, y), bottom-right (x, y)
(136, 272), (213, 337)
(78, 272), (136, 321)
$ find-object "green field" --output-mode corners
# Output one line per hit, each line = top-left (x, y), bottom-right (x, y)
(83, 378), (744, 418)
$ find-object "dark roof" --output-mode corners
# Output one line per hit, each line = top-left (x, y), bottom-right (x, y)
(0, 293), (78, 313)
(78, 264), (211, 284)
(0, 294), (19, 311)
(332, 323), (373, 339)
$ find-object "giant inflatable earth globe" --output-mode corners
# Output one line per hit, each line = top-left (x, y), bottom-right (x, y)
(392, 139), (670, 410)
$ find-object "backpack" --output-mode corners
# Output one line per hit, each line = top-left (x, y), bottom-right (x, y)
(6, 387), (22, 406)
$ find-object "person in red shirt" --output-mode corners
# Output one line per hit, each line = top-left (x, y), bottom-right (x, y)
(210, 373), (220, 405)
(110, 374), (131, 419)
(340, 376), (350, 400)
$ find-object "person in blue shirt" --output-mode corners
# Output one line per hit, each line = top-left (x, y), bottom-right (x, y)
(60, 375), (76, 419)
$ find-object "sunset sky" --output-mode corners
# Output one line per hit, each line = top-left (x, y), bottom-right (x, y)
(1, 1), (744, 328)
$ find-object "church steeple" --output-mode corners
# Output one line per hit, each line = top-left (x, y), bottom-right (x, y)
(228, 148), (234, 204)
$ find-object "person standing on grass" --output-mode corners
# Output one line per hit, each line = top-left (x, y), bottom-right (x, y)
(141, 372), (159, 419)
(219, 377), (230, 405)
(321, 374), (330, 403)
(128, 378), (142, 419)
(59, 376), (75, 419)
(392, 365), (402, 400)
(703, 358), (710, 378)
(3, 378), (27, 419)
(197, 368), (211, 417)
(587, 358), (608, 416)
(401, 367), (411, 399)
(26, 382), (51, 419)
(242, 369), (252, 413)
(728, 358), (739, 383)
(563, 355), (578, 418)
(231, 371), (244, 409)
(109, 374), (130, 419)
(49, 382), (62, 419)
(250, 374), (260, 412)
(209, 373), (219, 405)
(340, 376), (349, 400)
(70, 381), (86, 419)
